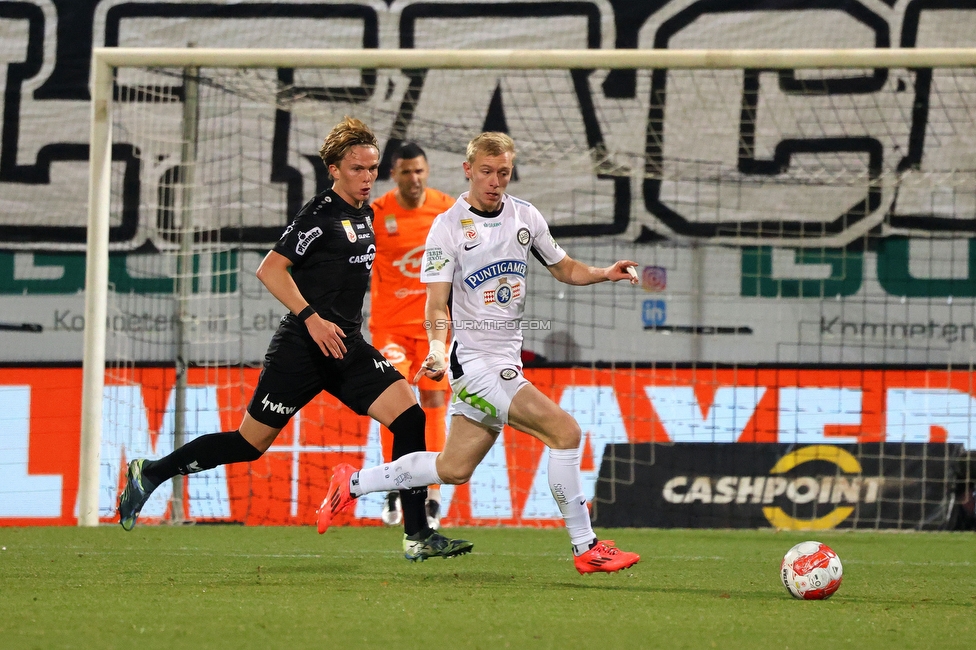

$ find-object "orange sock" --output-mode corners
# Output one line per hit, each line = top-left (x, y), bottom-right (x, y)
(424, 403), (446, 453)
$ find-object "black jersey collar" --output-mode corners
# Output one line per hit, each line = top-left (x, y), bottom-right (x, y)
(467, 203), (503, 219)
(327, 188), (370, 216)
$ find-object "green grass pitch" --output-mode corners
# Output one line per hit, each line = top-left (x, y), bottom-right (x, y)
(0, 526), (972, 649)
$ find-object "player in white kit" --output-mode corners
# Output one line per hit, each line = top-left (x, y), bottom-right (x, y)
(318, 132), (641, 574)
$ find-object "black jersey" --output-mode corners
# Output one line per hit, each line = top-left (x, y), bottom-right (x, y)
(273, 189), (376, 335)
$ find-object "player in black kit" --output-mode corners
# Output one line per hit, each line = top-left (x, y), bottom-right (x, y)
(118, 117), (473, 561)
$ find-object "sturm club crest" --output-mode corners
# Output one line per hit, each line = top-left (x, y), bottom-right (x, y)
(500, 368), (518, 380)
(495, 277), (514, 306)
(516, 227), (530, 246)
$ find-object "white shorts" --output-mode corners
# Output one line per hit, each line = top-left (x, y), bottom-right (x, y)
(449, 357), (529, 433)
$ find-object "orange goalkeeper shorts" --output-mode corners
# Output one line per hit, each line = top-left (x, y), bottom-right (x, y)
(371, 330), (450, 393)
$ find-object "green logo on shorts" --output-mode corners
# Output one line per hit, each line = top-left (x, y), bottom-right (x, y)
(454, 387), (497, 418)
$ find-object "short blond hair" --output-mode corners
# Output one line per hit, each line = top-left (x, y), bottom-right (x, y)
(466, 132), (516, 164)
(319, 117), (378, 173)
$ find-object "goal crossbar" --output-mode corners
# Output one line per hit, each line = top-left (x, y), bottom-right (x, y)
(92, 46), (976, 70)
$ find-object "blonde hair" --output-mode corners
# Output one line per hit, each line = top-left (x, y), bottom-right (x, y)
(319, 117), (378, 173)
(465, 132), (516, 164)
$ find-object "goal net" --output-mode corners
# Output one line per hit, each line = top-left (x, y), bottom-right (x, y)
(80, 48), (976, 531)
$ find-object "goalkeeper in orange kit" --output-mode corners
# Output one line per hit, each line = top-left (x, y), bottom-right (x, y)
(369, 142), (454, 529)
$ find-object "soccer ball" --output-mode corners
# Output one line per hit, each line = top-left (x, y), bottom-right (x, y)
(780, 541), (843, 600)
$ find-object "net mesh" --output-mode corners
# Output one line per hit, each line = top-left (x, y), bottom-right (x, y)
(93, 60), (974, 529)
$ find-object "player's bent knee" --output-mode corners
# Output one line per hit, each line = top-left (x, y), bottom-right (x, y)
(239, 418), (282, 453)
(551, 415), (582, 450)
(238, 432), (265, 461)
(389, 403), (427, 458)
(435, 463), (474, 485)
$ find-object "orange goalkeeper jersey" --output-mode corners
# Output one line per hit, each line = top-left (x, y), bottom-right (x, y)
(369, 187), (455, 335)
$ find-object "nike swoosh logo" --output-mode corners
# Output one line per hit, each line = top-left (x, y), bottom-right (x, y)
(463, 242), (481, 250)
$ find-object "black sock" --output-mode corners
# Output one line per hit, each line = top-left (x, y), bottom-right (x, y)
(142, 430), (262, 486)
(400, 488), (430, 537)
(389, 405), (429, 537)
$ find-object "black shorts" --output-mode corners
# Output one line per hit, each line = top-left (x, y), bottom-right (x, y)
(246, 315), (404, 428)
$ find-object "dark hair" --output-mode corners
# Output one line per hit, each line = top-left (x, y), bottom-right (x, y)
(392, 142), (427, 164)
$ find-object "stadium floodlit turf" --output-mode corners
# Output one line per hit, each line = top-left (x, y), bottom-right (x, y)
(0, 526), (972, 649)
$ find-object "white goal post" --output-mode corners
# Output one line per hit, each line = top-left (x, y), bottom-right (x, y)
(80, 47), (976, 527)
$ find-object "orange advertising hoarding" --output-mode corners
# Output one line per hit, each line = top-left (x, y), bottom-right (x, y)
(1, 366), (973, 527)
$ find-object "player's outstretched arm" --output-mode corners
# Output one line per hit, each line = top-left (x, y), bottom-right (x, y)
(547, 256), (640, 286)
(414, 282), (452, 383)
(255, 250), (347, 358)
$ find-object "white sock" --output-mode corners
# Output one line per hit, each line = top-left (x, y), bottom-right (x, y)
(547, 447), (596, 551)
(354, 451), (442, 496)
(572, 539), (598, 556)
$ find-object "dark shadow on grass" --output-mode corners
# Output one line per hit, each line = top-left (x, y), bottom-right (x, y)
(552, 582), (742, 596)
(819, 594), (969, 607)
(556, 582), (970, 607)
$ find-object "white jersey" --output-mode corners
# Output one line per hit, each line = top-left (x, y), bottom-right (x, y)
(421, 191), (566, 370)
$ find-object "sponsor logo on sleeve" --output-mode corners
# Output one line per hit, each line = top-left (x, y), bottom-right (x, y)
(423, 247), (450, 273)
(295, 227), (323, 255)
